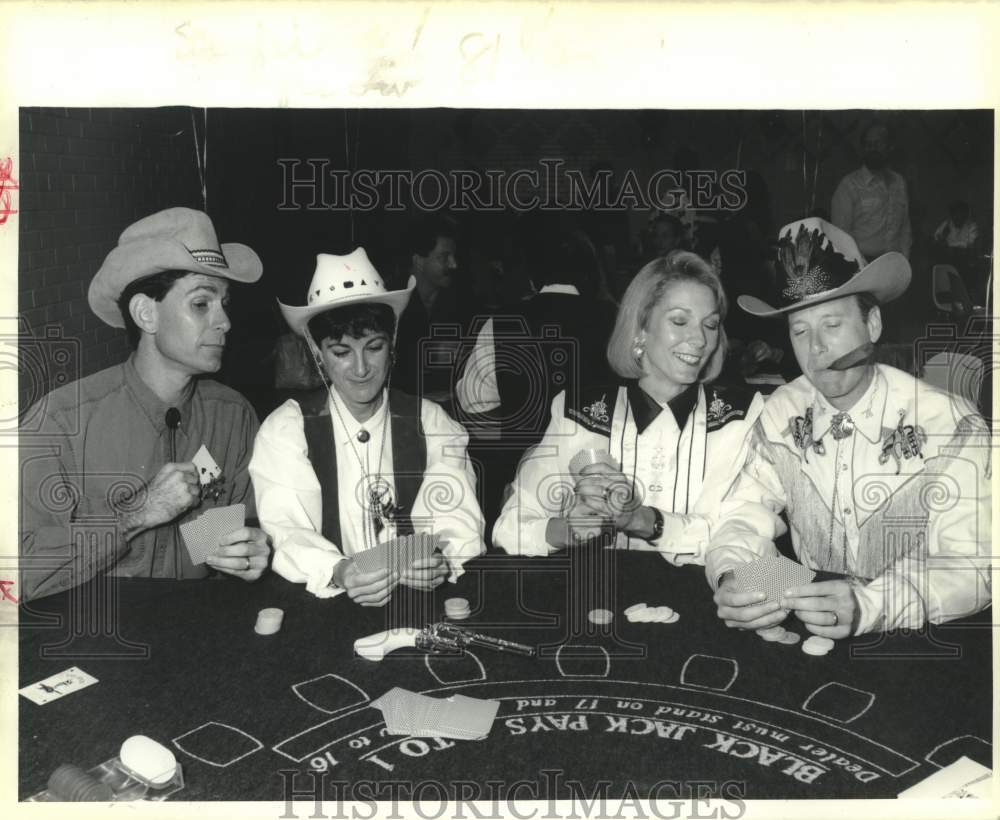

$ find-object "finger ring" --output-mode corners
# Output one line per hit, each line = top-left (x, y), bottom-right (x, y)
(244, 557), (252, 572)
(831, 612), (839, 626)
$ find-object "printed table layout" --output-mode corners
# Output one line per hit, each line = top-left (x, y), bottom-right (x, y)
(19, 550), (993, 801)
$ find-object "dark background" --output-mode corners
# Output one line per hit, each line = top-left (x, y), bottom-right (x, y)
(17, 107), (994, 412)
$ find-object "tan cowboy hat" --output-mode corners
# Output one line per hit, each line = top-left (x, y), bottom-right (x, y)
(88, 207), (263, 328)
(279, 248), (413, 337)
(738, 217), (911, 318)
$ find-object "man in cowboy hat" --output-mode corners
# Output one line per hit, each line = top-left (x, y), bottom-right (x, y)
(20, 207), (272, 601)
(705, 218), (991, 639)
(249, 248), (484, 604)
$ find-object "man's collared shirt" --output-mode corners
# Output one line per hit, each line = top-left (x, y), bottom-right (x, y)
(831, 166), (912, 258)
(705, 364), (992, 634)
(20, 356), (259, 600)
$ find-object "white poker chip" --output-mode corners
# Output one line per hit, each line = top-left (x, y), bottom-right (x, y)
(801, 636), (832, 656)
(779, 631), (802, 645)
(254, 607), (284, 635)
(588, 608), (614, 625)
(652, 606), (674, 621)
(663, 611), (680, 624)
(807, 635), (835, 650)
(444, 598), (471, 620)
(631, 608), (655, 623)
(624, 603), (647, 616)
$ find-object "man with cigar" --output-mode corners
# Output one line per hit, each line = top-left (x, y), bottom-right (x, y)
(706, 218), (991, 639)
(20, 208), (272, 601)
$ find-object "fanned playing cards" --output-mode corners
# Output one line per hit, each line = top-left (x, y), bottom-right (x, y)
(371, 688), (500, 740)
(179, 503), (245, 565)
(352, 533), (440, 575)
(731, 555), (816, 605)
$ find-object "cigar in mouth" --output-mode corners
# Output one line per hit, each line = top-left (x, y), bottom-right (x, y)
(828, 341), (876, 371)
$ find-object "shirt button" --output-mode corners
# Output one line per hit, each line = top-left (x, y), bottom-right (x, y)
(842, 464), (849, 472)
(843, 507), (852, 516)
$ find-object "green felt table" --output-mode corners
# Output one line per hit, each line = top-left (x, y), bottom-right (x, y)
(19, 549), (993, 802)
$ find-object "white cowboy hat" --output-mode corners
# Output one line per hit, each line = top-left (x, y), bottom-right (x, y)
(738, 217), (911, 318)
(88, 207), (263, 328)
(279, 248), (413, 337)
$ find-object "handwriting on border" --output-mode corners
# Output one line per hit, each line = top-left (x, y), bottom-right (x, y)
(0, 157), (19, 225)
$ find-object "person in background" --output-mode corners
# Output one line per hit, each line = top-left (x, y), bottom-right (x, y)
(456, 226), (618, 526)
(493, 250), (763, 563)
(707, 218), (991, 640)
(390, 213), (467, 409)
(933, 200), (979, 251)
(831, 122), (912, 259)
(250, 249), (484, 604)
(20, 208), (271, 601)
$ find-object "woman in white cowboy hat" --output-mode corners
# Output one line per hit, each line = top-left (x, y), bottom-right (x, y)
(249, 249), (485, 604)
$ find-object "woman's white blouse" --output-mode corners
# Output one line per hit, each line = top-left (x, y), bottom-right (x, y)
(493, 382), (764, 563)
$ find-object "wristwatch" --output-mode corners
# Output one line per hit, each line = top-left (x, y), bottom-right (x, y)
(647, 507), (664, 545)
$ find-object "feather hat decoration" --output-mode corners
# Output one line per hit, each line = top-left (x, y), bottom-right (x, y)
(738, 218), (911, 318)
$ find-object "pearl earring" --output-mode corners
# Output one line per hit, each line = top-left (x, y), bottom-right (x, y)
(632, 337), (645, 360)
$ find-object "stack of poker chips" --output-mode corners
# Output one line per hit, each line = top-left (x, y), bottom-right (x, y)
(625, 603), (680, 624)
(47, 764), (114, 802)
(444, 598), (471, 620)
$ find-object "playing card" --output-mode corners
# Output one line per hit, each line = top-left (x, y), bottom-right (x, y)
(732, 556), (815, 605)
(435, 695), (500, 739)
(19, 667), (98, 705)
(179, 503), (245, 565)
(354, 533), (440, 575)
(191, 444), (222, 485)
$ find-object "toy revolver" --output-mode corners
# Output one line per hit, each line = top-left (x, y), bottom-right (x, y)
(354, 623), (535, 662)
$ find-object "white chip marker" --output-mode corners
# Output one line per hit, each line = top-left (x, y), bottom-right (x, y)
(254, 608), (284, 635)
(588, 608), (614, 625)
(802, 637), (832, 656)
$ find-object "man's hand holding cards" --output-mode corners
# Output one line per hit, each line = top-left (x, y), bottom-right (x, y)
(714, 555), (815, 633)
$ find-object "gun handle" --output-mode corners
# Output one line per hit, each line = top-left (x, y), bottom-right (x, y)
(354, 628), (422, 662)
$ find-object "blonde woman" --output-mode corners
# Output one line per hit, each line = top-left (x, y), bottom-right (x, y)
(493, 250), (764, 563)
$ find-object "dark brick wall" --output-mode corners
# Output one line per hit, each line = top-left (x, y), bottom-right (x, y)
(18, 107), (202, 411)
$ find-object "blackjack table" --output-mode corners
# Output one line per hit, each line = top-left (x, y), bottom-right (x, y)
(19, 549), (994, 802)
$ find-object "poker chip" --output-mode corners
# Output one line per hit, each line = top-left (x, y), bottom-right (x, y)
(588, 608), (614, 625)
(445, 598), (471, 620)
(778, 631), (802, 645)
(625, 604), (679, 624)
(254, 607), (284, 635)
(47, 764), (114, 801)
(802, 636), (834, 656)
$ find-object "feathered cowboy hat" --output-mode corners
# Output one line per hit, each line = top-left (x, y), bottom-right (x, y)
(278, 248), (413, 338)
(88, 208), (262, 328)
(738, 218), (911, 317)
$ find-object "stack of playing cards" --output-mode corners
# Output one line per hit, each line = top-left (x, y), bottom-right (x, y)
(353, 533), (439, 575)
(731, 555), (816, 605)
(371, 688), (500, 740)
(179, 503), (246, 565)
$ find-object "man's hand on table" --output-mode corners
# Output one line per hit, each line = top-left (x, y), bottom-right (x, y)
(206, 526), (272, 582)
(781, 580), (860, 639)
(399, 553), (449, 591)
(333, 559), (399, 607)
(714, 570), (789, 632)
